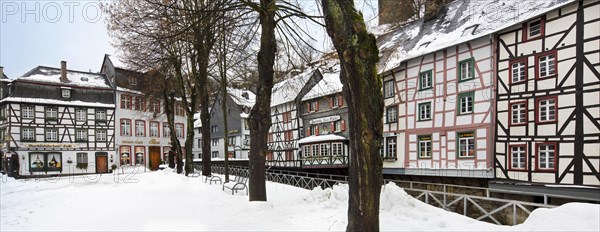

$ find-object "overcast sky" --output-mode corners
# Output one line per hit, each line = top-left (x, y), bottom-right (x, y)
(0, 1), (377, 78)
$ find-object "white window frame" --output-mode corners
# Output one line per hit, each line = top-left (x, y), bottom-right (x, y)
(76, 129), (87, 141)
(22, 106), (34, 119)
(331, 143), (343, 157)
(320, 144), (329, 157)
(511, 103), (527, 124)
(418, 136), (432, 158)
(46, 128), (58, 141)
(538, 54), (556, 78)
(459, 94), (474, 115)
(96, 130), (107, 142)
(528, 19), (542, 39)
(22, 128), (35, 141)
(175, 124), (184, 139)
(95, 110), (106, 121)
(538, 144), (556, 170)
(387, 106), (398, 123)
(46, 107), (58, 120)
(121, 119), (131, 136)
(420, 71), (432, 90)
(61, 88), (71, 98)
(511, 61), (526, 83)
(135, 120), (145, 137)
(77, 153), (88, 165)
(383, 80), (395, 98)
(149, 122), (159, 137)
(385, 137), (396, 159)
(303, 146), (311, 157)
(419, 103), (431, 121)
(511, 146), (527, 169)
(76, 108), (87, 121)
(312, 144), (320, 157)
(458, 133), (475, 158)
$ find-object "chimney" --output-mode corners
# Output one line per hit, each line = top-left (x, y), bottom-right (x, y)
(60, 61), (68, 82)
(378, 0), (415, 25)
(0, 66), (4, 78)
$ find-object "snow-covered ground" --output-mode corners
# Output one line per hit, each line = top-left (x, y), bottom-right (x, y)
(1, 169), (598, 231)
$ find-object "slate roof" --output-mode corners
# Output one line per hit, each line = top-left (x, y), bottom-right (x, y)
(19, 66), (114, 89)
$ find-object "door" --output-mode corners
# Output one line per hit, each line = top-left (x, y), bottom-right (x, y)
(95, 154), (108, 173)
(149, 146), (161, 171)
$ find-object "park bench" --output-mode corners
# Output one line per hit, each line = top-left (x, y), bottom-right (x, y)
(222, 175), (248, 195)
(203, 174), (222, 185)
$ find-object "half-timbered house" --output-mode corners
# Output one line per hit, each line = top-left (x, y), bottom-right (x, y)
(298, 61), (350, 170)
(0, 61), (116, 176)
(266, 67), (322, 168)
(101, 55), (187, 170)
(377, 0), (577, 185)
(493, 0), (600, 197)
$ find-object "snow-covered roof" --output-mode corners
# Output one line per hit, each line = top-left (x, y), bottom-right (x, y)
(227, 87), (255, 108)
(302, 63), (342, 101)
(298, 134), (347, 144)
(240, 112), (249, 118)
(117, 86), (143, 95)
(106, 54), (128, 70)
(0, 97), (115, 108)
(377, 0), (574, 73)
(18, 66), (113, 89)
(270, 67), (318, 107)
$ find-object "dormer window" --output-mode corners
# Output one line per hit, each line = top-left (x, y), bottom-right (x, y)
(128, 76), (137, 86)
(61, 87), (71, 99)
(524, 17), (545, 41)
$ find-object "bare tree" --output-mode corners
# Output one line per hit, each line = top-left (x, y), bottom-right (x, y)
(321, 0), (383, 231)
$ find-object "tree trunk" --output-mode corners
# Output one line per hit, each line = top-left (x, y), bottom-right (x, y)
(321, 1), (384, 231)
(199, 64), (212, 177)
(222, 92), (230, 182)
(164, 90), (184, 174)
(248, 0), (277, 202)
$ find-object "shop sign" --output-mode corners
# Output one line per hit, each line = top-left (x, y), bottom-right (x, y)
(310, 115), (341, 125)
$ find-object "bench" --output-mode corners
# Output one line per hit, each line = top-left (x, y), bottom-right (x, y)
(222, 175), (248, 195)
(203, 174), (222, 185)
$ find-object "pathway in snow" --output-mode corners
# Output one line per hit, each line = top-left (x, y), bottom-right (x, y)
(1, 169), (598, 231)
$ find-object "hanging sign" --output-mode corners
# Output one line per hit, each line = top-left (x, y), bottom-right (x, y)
(310, 115), (341, 125)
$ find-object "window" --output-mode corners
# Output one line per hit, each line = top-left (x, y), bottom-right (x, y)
(77, 153), (88, 165)
(312, 144), (320, 157)
(128, 76), (137, 86)
(135, 120), (145, 137)
(537, 52), (556, 79)
(76, 129), (87, 142)
(418, 135), (432, 158)
(211, 151), (219, 158)
(458, 58), (474, 81)
(383, 80), (395, 98)
(45, 107), (58, 120)
(121, 94), (132, 109)
(331, 96), (339, 108)
(175, 123), (184, 139)
(510, 102), (527, 125)
(457, 132), (475, 158)
(149, 122), (159, 137)
(211, 138), (219, 146)
(307, 100), (319, 113)
(135, 147), (144, 165)
(95, 110), (106, 121)
(524, 17), (545, 41)
(175, 103), (185, 116)
(120, 146), (131, 165)
(197, 139), (202, 148)
(21, 105), (34, 119)
(227, 136), (235, 146)
(303, 145), (311, 157)
(510, 60), (527, 84)
(385, 137), (397, 160)
(76, 108), (87, 121)
(163, 123), (170, 138)
(418, 102), (431, 121)
(510, 145), (527, 170)
(331, 143), (343, 157)
(46, 128), (58, 141)
(386, 106), (398, 123)
(61, 88), (71, 98)
(320, 144), (329, 157)
(537, 143), (557, 170)
(419, 70), (433, 90)
(149, 100), (161, 113)
(537, 97), (557, 123)
(21, 128), (35, 141)
(121, 119), (131, 136)
(211, 125), (218, 133)
(96, 130), (107, 142)
(134, 97), (146, 111)
(458, 92), (474, 115)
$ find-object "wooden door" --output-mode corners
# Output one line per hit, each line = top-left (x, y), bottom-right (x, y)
(96, 155), (108, 173)
(149, 147), (161, 171)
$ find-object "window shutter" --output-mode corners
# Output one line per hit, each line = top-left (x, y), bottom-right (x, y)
(339, 96), (344, 107)
(341, 120), (346, 131)
(306, 103), (310, 113)
(331, 122), (335, 132)
(315, 101), (319, 112)
(306, 127), (310, 136)
(315, 126), (319, 135)
(329, 97), (333, 108)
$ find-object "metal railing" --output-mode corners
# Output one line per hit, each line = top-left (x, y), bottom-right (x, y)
(205, 165), (599, 225)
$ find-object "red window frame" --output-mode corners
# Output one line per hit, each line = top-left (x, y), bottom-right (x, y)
(175, 123), (185, 139)
(508, 100), (528, 126)
(508, 58), (528, 85)
(149, 121), (160, 137)
(535, 142), (558, 172)
(522, 16), (545, 42)
(120, 94), (132, 109)
(120, 118), (132, 136)
(535, 50), (558, 80)
(135, 120), (146, 137)
(508, 144), (528, 171)
(535, 96), (558, 124)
